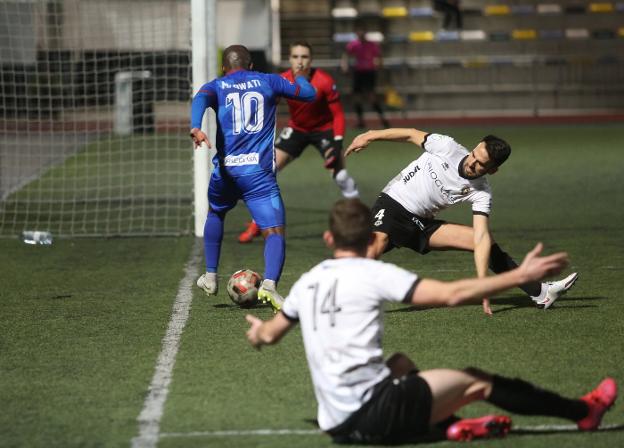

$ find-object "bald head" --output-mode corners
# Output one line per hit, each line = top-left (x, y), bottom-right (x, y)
(222, 45), (252, 72)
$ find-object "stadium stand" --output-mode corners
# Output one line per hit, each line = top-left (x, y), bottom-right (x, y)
(280, 0), (624, 114)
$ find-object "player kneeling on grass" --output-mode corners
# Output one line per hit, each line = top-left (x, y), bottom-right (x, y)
(238, 41), (359, 244)
(345, 128), (578, 314)
(245, 199), (616, 444)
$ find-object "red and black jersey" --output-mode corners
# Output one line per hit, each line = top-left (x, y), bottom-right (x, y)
(281, 68), (346, 138)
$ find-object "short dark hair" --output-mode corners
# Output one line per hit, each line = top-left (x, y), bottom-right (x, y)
(222, 45), (252, 71)
(482, 135), (511, 168)
(289, 41), (313, 56)
(329, 199), (372, 251)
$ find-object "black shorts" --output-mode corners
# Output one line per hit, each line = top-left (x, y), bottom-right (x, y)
(353, 70), (377, 94)
(371, 193), (445, 254)
(327, 372), (433, 445)
(275, 127), (334, 159)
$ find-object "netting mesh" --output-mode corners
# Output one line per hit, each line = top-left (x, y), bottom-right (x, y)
(0, 0), (193, 237)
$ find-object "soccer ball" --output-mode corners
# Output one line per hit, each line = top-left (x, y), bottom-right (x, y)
(226, 269), (262, 307)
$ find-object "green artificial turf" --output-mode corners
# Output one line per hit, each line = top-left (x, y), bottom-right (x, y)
(1, 124), (623, 447)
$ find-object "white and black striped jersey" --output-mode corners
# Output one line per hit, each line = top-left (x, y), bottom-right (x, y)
(382, 133), (492, 218)
(281, 257), (419, 430)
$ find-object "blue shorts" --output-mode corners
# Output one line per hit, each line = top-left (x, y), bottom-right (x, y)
(208, 168), (285, 229)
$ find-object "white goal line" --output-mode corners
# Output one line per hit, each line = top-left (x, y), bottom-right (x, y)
(160, 423), (624, 439)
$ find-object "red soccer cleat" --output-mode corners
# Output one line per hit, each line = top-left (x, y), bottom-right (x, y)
(446, 415), (512, 442)
(238, 221), (261, 244)
(577, 377), (618, 431)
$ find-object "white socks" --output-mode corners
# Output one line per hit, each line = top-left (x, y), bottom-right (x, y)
(334, 169), (359, 198)
(531, 283), (548, 303)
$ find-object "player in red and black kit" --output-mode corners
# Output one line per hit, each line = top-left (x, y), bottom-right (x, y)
(239, 41), (359, 243)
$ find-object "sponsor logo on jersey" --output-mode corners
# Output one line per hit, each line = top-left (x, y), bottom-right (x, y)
(442, 162), (449, 170)
(224, 153), (260, 166)
(402, 165), (420, 183)
(426, 161), (455, 202)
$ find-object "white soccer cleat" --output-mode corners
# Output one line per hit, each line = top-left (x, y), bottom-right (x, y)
(197, 273), (218, 296)
(258, 279), (284, 313)
(536, 272), (579, 310)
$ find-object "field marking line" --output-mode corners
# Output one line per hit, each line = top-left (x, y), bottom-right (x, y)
(131, 238), (203, 448)
(159, 423), (624, 439)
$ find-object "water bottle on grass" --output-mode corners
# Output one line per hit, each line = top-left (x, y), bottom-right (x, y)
(21, 230), (53, 245)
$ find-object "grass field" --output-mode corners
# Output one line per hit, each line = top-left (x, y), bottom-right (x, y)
(1, 124), (623, 447)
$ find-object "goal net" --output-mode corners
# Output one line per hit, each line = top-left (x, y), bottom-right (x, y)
(0, 0), (193, 237)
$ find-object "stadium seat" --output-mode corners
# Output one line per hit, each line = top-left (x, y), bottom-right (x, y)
(565, 28), (590, 39)
(588, 3), (615, 13)
(539, 29), (564, 40)
(366, 31), (385, 42)
(512, 29), (537, 40)
(387, 33), (408, 43)
(333, 32), (356, 43)
(484, 5), (511, 15)
(537, 4), (562, 14)
(409, 31), (434, 42)
(489, 31), (511, 41)
(460, 30), (487, 41)
(592, 29), (616, 39)
(511, 5), (535, 15)
(437, 30), (460, 41)
(332, 7), (358, 18)
(565, 5), (586, 14)
(358, 0), (382, 16)
(409, 7), (434, 17)
(382, 6), (408, 18)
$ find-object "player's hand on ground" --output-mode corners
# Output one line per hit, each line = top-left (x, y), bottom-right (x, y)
(245, 314), (264, 349)
(518, 243), (569, 283)
(190, 128), (212, 149)
(345, 132), (374, 156)
(482, 298), (492, 316)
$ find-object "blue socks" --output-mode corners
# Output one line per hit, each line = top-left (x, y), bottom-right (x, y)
(204, 212), (284, 283)
(263, 233), (285, 283)
(203, 211), (224, 273)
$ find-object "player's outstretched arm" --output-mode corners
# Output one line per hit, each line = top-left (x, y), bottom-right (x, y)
(345, 128), (429, 156)
(245, 313), (294, 349)
(411, 243), (568, 308)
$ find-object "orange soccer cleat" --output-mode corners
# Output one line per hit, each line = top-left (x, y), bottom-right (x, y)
(238, 221), (261, 244)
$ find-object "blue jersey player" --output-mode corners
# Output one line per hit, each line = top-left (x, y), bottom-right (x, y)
(190, 45), (316, 311)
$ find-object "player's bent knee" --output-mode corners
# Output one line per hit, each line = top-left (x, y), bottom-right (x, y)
(261, 226), (285, 238)
(462, 367), (493, 398)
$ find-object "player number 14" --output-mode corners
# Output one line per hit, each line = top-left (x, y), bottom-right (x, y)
(309, 280), (342, 330)
(225, 91), (264, 134)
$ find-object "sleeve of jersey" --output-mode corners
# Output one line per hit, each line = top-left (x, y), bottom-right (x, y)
(422, 133), (455, 157)
(469, 179), (492, 216)
(270, 74), (316, 102)
(327, 97), (345, 138)
(281, 281), (301, 322)
(375, 262), (419, 304)
(470, 186), (492, 216)
(190, 82), (217, 129)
